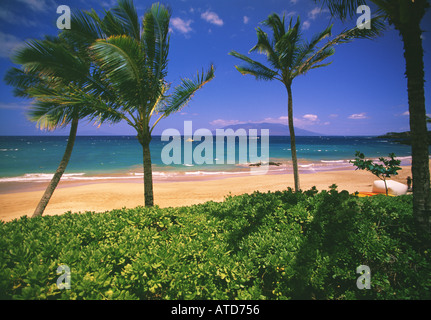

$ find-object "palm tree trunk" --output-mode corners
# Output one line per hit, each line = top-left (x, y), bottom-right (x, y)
(140, 133), (154, 207)
(32, 116), (79, 218)
(399, 21), (431, 233)
(286, 84), (300, 192)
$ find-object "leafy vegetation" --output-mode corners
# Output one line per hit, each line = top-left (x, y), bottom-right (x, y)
(350, 152), (402, 195)
(1, 187), (429, 300)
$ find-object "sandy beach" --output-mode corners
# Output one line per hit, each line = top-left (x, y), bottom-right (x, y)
(0, 165), (413, 222)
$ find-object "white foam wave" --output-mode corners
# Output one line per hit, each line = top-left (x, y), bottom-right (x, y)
(0, 173), (145, 183)
(320, 160), (346, 163)
(0, 173), (86, 183)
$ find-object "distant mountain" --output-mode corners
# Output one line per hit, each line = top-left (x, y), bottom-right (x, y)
(216, 122), (322, 136)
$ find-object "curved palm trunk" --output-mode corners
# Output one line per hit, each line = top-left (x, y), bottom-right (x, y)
(399, 21), (431, 233)
(139, 133), (154, 207)
(32, 117), (79, 218)
(286, 84), (300, 192)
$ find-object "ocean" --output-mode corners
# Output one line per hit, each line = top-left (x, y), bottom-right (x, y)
(0, 135), (418, 184)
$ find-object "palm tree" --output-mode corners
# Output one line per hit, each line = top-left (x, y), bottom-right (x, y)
(4, 12), (123, 218)
(229, 13), (382, 192)
(90, 1), (215, 207)
(315, 0), (431, 232)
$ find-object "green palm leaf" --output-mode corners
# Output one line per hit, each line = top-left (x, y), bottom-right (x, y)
(250, 28), (281, 70)
(112, 0), (141, 40)
(229, 51), (279, 81)
(142, 2), (171, 81)
(160, 64), (215, 118)
(91, 35), (147, 108)
(12, 38), (89, 83)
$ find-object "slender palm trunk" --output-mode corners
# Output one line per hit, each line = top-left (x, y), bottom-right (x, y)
(399, 21), (431, 233)
(286, 83), (300, 192)
(32, 117), (79, 218)
(140, 133), (154, 207)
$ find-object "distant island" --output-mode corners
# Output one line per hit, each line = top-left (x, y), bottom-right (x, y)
(219, 122), (321, 136)
(377, 131), (431, 145)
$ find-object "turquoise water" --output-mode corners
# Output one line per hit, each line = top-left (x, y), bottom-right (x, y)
(0, 135), (417, 182)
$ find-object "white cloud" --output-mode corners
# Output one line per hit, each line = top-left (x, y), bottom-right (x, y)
(260, 114), (322, 126)
(402, 111), (409, 116)
(282, 10), (297, 18)
(290, 0), (299, 4)
(170, 17), (193, 34)
(303, 114), (319, 122)
(201, 10), (224, 26)
(16, 0), (51, 12)
(210, 119), (244, 127)
(308, 7), (329, 20)
(260, 116), (289, 124)
(0, 8), (38, 27)
(243, 16), (250, 24)
(348, 112), (369, 119)
(0, 32), (26, 58)
(101, 0), (117, 7)
(302, 21), (311, 30)
(0, 101), (30, 110)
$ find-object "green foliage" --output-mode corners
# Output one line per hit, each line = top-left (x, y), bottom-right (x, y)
(1, 188), (430, 300)
(350, 151), (402, 195)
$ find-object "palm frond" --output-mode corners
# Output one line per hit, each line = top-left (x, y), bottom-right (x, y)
(295, 15), (384, 76)
(27, 81), (125, 128)
(262, 13), (286, 43)
(315, 0), (367, 20)
(276, 16), (302, 70)
(112, 0), (141, 41)
(249, 28), (281, 70)
(102, 10), (130, 37)
(12, 38), (89, 83)
(294, 47), (335, 77)
(229, 51), (279, 81)
(60, 9), (105, 51)
(91, 35), (147, 108)
(3, 67), (50, 98)
(295, 23), (333, 66)
(159, 64), (215, 118)
(142, 2), (171, 81)
(91, 35), (143, 82)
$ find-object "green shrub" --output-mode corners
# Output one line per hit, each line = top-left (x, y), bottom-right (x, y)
(0, 187), (430, 300)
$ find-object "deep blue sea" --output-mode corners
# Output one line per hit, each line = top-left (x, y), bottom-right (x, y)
(0, 135), (418, 183)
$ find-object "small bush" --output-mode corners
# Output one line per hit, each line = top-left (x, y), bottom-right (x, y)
(0, 187), (430, 300)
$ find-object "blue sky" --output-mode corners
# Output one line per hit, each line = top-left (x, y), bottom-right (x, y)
(0, 0), (430, 136)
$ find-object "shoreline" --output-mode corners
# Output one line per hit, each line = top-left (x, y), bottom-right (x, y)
(0, 164), (413, 223)
(0, 164), (357, 195)
(1, 156), (405, 195)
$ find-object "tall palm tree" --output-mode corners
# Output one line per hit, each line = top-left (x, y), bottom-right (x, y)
(315, 0), (431, 232)
(229, 13), (382, 192)
(4, 12), (123, 218)
(90, 1), (215, 207)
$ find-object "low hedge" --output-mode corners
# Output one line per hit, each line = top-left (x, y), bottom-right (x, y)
(1, 186), (430, 300)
